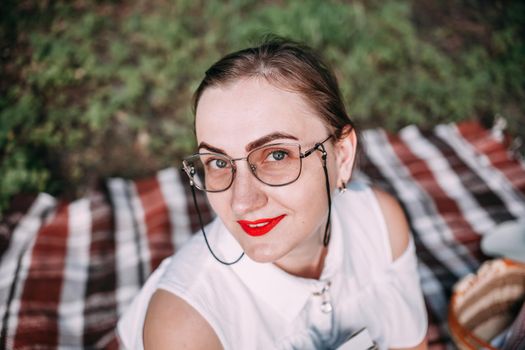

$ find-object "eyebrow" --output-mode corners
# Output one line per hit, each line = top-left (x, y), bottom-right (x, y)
(198, 142), (226, 154)
(245, 132), (298, 152)
(198, 132), (299, 154)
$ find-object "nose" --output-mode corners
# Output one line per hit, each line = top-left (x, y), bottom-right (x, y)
(230, 161), (268, 217)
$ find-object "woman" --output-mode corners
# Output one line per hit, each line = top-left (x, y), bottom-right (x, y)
(118, 37), (428, 349)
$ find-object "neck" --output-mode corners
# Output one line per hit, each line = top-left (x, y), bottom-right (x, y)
(274, 244), (328, 279)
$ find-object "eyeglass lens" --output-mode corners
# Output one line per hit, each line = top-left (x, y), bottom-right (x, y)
(184, 143), (302, 192)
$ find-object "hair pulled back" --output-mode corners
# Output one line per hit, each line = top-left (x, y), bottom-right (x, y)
(193, 35), (357, 142)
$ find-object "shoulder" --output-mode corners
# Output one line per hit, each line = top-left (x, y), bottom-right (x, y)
(370, 187), (410, 260)
(143, 289), (223, 349)
(118, 219), (229, 349)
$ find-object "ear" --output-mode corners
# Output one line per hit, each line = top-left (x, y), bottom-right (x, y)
(334, 125), (357, 188)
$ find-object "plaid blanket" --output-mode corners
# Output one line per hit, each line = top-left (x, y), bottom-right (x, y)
(1, 121), (524, 349)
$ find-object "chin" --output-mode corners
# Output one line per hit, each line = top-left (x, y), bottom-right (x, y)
(244, 244), (283, 264)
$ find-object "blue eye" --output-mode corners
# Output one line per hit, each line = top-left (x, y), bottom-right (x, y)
(213, 159), (228, 168)
(269, 150), (287, 161)
(205, 157), (229, 169)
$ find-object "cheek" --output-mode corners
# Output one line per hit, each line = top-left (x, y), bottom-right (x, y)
(206, 192), (230, 219)
(276, 175), (330, 220)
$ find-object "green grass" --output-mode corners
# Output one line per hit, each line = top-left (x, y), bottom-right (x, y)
(1, 0), (524, 216)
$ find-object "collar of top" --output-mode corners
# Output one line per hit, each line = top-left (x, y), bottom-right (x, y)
(215, 195), (346, 322)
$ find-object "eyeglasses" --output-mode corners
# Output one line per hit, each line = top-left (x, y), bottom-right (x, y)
(182, 135), (332, 192)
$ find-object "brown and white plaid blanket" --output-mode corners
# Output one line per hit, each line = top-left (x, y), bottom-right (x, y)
(1, 121), (524, 349)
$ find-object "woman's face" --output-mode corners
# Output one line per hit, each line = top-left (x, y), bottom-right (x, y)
(195, 78), (354, 267)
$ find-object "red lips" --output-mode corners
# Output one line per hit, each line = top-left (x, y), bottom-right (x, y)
(237, 215), (286, 237)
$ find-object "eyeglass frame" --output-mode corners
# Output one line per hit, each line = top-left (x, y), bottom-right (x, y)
(182, 134), (333, 192)
(184, 133), (335, 265)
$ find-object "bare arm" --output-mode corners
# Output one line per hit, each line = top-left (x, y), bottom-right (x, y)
(143, 289), (223, 350)
(373, 188), (410, 261)
(373, 188), (429, 350)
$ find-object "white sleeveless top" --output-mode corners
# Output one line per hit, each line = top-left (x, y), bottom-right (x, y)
(118, 182), (427, 349)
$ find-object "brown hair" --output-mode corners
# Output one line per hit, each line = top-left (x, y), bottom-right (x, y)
(193, 35), (358, 143)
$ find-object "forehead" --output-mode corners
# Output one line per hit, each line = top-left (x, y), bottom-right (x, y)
(195, 78), (327, 153)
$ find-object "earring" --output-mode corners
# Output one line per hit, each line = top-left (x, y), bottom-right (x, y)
(339, 181), (347, 194)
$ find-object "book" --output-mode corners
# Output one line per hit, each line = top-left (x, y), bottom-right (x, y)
(337, 328), (378, 350)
